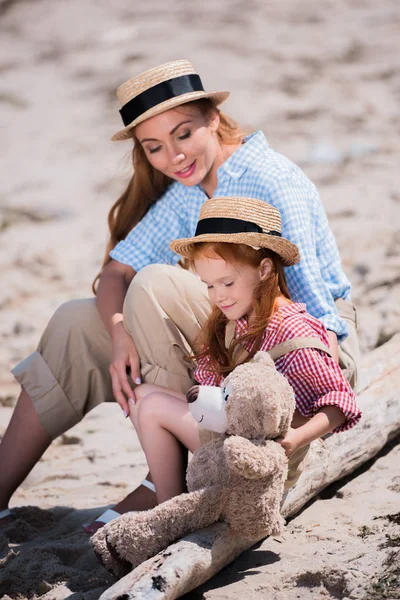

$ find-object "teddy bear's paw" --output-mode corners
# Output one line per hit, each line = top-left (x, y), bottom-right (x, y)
(102, 512), (150, 569)
(272, 514), (286, 536)
(91, 523), (130, 578)
(105, 534), (132, 577)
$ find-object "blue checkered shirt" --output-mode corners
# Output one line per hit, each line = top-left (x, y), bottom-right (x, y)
(110, 131), (351, 340)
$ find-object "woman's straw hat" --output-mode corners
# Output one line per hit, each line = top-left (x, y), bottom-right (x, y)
(112, 60), (230, 141)
(170, 197), (300, 266)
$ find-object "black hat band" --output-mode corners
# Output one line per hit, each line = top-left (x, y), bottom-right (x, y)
(195, 217), (281, 237)
(120, 74), (204, 126)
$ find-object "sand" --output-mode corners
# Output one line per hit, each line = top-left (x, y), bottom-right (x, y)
(0, 0), (399, 598)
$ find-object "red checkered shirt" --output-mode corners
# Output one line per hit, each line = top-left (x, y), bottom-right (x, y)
(194, 303), (361, 433)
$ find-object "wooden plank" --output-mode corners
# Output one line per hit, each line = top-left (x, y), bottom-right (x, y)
(100, 334), (400, 600)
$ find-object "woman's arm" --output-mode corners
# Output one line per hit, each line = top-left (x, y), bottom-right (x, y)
(268, 171), (350, 342)
(96, 260), (138, 416)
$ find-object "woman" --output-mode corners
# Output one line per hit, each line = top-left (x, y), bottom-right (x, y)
(0, 60), (359, 531)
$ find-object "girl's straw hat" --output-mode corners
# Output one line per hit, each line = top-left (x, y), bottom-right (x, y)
(170, 197), (300, 266)
(112, 60), (230, 141)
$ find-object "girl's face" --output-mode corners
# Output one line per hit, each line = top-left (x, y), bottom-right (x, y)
(135, 105), (221, 195)
(194, 255), (271, 321)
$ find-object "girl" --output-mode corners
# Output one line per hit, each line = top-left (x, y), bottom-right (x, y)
(1, 60), (358, 530)
(127, 196), (361, 504)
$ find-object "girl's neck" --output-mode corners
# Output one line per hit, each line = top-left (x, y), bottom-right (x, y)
(245, 294), (289, 326)
(275, 295), (291, 309)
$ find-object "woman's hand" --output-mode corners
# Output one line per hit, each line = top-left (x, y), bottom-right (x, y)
(95, 259), (138, 417)
(110, 322), (141, 417)
(275, 427), (304, 458)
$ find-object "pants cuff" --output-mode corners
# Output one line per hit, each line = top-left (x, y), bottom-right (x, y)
(12, 351), (80, 440)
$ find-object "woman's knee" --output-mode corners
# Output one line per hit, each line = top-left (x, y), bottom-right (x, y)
(134, 264), (176, 285)
(39, 298), (110, 359)
(125, 265), (178, 310)
(50, 298), (100, 331)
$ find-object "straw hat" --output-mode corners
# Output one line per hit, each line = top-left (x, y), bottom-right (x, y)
(112, 60), (230, 141)
(170, 197), (300, 266)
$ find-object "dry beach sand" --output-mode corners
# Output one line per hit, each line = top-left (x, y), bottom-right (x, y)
(0, 0), (399, 598)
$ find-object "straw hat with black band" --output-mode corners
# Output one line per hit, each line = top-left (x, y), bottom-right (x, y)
(170, 197), (300, 267)
(112, 60), (230, 141)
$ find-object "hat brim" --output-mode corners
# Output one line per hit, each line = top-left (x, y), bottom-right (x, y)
(170, 232), (300, 267)
(112, 90), (230, 141)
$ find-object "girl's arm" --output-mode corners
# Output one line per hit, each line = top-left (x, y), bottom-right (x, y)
(277, 405), (345, 457)
(326, 330), (339, 363)
(275, 345), (361, 457)
(95, 259), (138, 416)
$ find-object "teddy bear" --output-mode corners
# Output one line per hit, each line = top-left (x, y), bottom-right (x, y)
(92, 351), (296, 577)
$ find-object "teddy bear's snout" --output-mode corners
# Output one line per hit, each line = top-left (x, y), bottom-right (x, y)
(186, 385), (199, 403)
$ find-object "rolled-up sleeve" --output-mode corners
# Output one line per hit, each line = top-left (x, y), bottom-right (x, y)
(282, 347), (361, 432)
(110, 187), (191, 272)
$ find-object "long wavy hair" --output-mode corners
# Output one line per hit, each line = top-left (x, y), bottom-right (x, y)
(92, 99), (248, 293)
(188, 242), (291, 378)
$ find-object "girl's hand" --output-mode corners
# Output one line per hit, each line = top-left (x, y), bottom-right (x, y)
(109, 323), (141, 417)
(276, 427), (304, 458)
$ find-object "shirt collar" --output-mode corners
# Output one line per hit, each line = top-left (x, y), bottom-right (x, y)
(267, 302), (307, 331)
(234, 316), (248, 335)
(216, 130), (269, 180)
(173, 130), (269, 194)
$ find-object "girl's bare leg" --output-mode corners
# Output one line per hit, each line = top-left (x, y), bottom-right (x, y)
(133, 389), (200, 504)
(110, 386), (182, 514)
(83, 384), (190, 533)
(0, 389), (51, 516)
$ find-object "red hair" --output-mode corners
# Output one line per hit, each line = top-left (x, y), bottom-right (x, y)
(188, 242), (291, 377)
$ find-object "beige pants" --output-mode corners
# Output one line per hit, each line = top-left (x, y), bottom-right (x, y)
(12, 265), (210, 439)
(335, 297), (359, 390)
(12, 264), (359, 487)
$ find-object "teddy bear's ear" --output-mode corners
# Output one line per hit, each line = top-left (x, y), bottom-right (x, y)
(251, 351), (275, 368)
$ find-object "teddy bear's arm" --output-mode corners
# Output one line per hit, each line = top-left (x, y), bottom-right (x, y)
(224, 436), (287, 479)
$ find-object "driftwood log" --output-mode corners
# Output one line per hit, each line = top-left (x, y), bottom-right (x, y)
(100, 334), (400, 600)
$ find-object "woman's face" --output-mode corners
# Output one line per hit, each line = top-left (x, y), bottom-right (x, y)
(135, 105), (221, 192)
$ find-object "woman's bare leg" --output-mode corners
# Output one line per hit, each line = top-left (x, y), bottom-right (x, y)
(0, 389), (51, 513)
